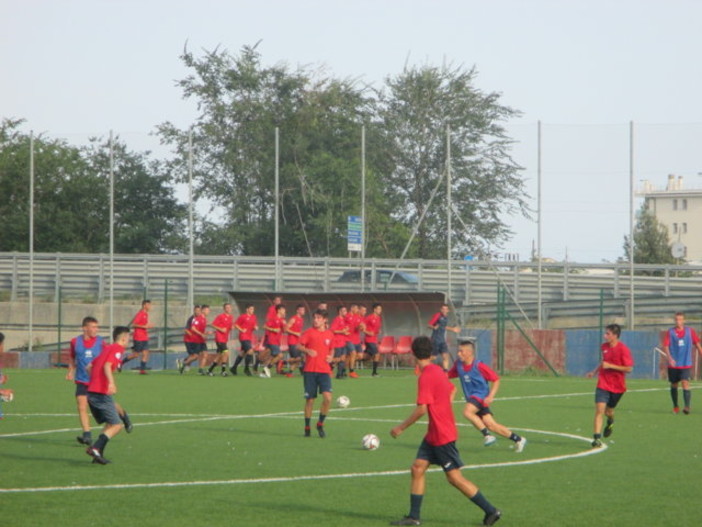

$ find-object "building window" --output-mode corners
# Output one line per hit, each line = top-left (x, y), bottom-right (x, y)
(682, 199), (688, 210)
(673, 199), (678, 210)
(683, 222), (688, 234)
(673, 223), (678, 234)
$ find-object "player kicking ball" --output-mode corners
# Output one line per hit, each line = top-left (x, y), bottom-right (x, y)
(448, 341), (526, 452)
(85, 326), (132, 465)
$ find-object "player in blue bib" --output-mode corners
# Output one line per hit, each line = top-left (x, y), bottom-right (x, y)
(663, 312), (702, 414)
(448, 340), (526, 452)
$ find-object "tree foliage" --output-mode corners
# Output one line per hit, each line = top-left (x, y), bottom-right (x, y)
(623, 204), (677, 267)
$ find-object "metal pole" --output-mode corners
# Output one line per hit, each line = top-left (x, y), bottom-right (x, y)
(109, 130), (115, 331)
(629, 121), (635, 329)
(188, 128), (194, 309)
(361, 124), (366, 293)
(163, 278), (168, 371)
(537, 120), (543, 329)
(447, 125), (452, 302)
(274, 127), (280, 291)
(57, 286), (62, 354)
(29, 132), (34, 352)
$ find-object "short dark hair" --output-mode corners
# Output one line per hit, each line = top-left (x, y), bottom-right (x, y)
(314, 309), (329, 319)
(223, 302), (231, 309)
(201, 304), (210, 309)
(82, 316), (98, 327)
(296, 304), (305, 310)
(675, 312), (685, 318)
(372, 303), (382, 309)
(336, 305), (346, 313)
(113, 326), (130, 341)
(458, 340), (475, 349)
(194, 305), (201, 310)
(605, 323), (621, 338)
(411, 336), (433, 359)
(0, 332), (4, 344)
(244, 303), (253, 309)
(275, 304), (285, 312)
(142, 299), (151, 307)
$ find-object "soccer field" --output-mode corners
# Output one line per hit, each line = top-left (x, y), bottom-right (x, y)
(1, 368), (700, 526)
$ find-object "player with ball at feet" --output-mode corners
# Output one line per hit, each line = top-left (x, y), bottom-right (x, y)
(390, 336), (501, 526)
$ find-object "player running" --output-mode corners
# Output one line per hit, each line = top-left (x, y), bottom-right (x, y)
(428, 304), (460, 371)
(121, 299), (153, 374)
(330, 305), (350, 379)
(362, 302), (383, 377)
(207, 303), (234, 377)
(448, 340), (526, 451)
(260, 304), (286, 378)
(284, 304), (306, 377)
(230, 304), (258, 376)
(345, 303), (364, 378)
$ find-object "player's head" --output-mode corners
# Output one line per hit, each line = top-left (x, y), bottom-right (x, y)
(112, 326), (131, 346)
(273, 296), (282, 305)
(350, 303), (359, 314)
(193, 305), (202, 315)
(296, 304), (305, 316)
(317, 301), (328, 311)
(411, 336), (433, 360)
(201, 304), (210, 315)
(604, 323), (621, 341)
(440, 304), (449, 315)
(336, 305), (347, 316)
(223, 302), (232, 313)
(82, 316), (99, 338)
(675, 312), (685, 327)
(359, 305), (367, 315)
(142, 299), (152, 310)
(275, 304), (286, 317)
(372, 303), (382, 315)
(312, 309), (328, 329)
(457, 340), (475, 361)
(245, 303), (254, 314)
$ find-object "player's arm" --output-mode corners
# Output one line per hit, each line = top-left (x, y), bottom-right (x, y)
(285, 319), (300, 337)
(104, 361), (117, 395)
(601, 361), (633, 373)
(391, 404), (428, 438)
(190, 324), (206, 339)
(448, 325), (461, 334)
(264, 323), (280, 333)
(298, 343), (317, 357)
(66, 342), (76, 381)
(484, 379), (500, 406)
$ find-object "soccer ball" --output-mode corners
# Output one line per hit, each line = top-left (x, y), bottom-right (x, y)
(362, 433), (380, 450)
(336, 395), (350, 408)
(0, 392), (13, 403)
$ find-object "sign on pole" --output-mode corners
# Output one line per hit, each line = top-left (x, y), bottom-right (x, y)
(347, 215), (363, 252)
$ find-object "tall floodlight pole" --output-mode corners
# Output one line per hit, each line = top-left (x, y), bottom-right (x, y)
(275, 127), (280, 291)
(109, 130), (115, 330)
(29, 132), (34, 352)
(446, 125), (452, 302)
(188, 128), (194, 310)
(629, 121), (635, 329)
(361, 125), (366, 293)
(537, 121), (543, 329)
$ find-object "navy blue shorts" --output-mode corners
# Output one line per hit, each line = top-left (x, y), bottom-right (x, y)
(334, 347), (347, 359)
(75, 383), (89, 397)
(467, 397), (493, 417)
(215, 342), (228, 353)
(431, 341), (449, 355)
(365, 342), (379, 356)
(288, 344), (301, 359)
(132, 340), (149, 353)
(268, 344), (281, 357)
(185, 342), (199, 356)
(87, 392), (122, 425)
(239, 340), (252, 353)
(416, 439), (464, 472)
(595, 387), (625, 408)
(303, 372), (332, 399)
(668, 368), (691, 384)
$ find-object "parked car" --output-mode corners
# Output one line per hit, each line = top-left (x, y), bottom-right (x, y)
(336, 269), (419, 285)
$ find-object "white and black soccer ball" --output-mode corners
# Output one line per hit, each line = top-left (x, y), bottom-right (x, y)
(362, 433), (380, 450)
(336, 395), (350, 408)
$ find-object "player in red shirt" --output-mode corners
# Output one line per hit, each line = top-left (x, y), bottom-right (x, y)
(0, 332), (14, 414)
(284, 304), (306, 377)
(178, 305), (200, 374)
(121, 299), (153, 374)
(661, 312), (702, 414)
(361, 303), (383, 377)
(345, 303), (365, 378)
(230, 304), (259, 376)
(260, 304), (286, 378)
(330, 305), (350, 379)
(298, 309), (334, 438)
(85, 326), (131, 465)
(207, 303), (234, 377)
(179, 305), (210, 375)
(390, 336), (501, 526)
(586, 323), (634, 448)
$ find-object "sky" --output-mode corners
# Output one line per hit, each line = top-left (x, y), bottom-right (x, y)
(2, 0), (702, 263)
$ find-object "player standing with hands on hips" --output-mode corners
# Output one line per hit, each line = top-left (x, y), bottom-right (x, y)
(662, 312), (702, 414)
(390, 336), (501, 526)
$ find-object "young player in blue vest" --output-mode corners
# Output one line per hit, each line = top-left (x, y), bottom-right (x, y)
(662, 312), (702, 414)
(448, 340), (526, 452)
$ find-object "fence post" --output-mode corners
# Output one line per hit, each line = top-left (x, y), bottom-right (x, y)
(163, 278), (168, 371)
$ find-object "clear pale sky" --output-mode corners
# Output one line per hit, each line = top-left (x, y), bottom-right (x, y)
(3, 0), (702, 262)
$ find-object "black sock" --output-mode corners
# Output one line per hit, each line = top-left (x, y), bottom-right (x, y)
(593, 433), (601, 440)
(121, 411), (131, 426)
(409, 494), (423, 519)
(83, 430), (92, 441)
(94, 433), (109, 452)
(509, 433), (521, 442)
(221, 365), (227, 373)
(470, 491), (497, 515)
(122, 356), (131, 365)
(683, 389), (691, 407)
(208, 363), (216, 373)
(305, 417), (311, 428)
(480, 428), (490, 437)
(139, 361), (146, 370)
(606, 417), (614, 426)
(318, 413), (327, 425)
(233, 355), (243, 368)
(671, 387), (679, 407)
(244, 355), (253, 368)
(372, 362), (378, 374)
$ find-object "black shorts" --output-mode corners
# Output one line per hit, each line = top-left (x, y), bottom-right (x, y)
(268, 344), (282, 357)
(303, 372), (332, 399)
(668, 368), (692, 384)
(132, 340), (149, 353)
(595, 387), (625, 408)
(416, 439), (464, 472)
(467, 397), (493, 417)
(239, 340), (252, 353)
(288, 344), (301, 359)
(431, 341), (449, 355)
(87, 392), (122, 425)
(216, 342), (229, 353)
(75, 383), (89, 397)
(185, 342), (200, 356)
(365, 342), (379, 357)
(334, 347), (347, 359)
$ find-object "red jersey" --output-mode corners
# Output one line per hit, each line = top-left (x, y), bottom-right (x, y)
(345, 313), (363, 345)
(330, 315), (349, 349)
(287, 315), (304, 346)
(417, 363), (458, 446)
(212, 313), (234, 344)
(190, 314), (207, 344)
(363, 314), (382, 344)
(597, 340), (634, 394)
(183, 315), (196, 343)
(300, 327), (333, 374)
(87, 343), (124, 394)
(265, 315), (285, 346)
(132, 309), (149, 341)
(662, 327), (700, 347)
(235, 313), (257, 341)
(266, 304), (279, 321)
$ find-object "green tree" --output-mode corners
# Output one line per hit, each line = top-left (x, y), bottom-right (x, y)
(624, 204), (677, 268)
(378, 64), (529, 259)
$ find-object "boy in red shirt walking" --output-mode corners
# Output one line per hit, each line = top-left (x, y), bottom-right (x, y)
(586, 323), (634, 448)
(207, 303), (234, 376)
(390, 336), (501, 526)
